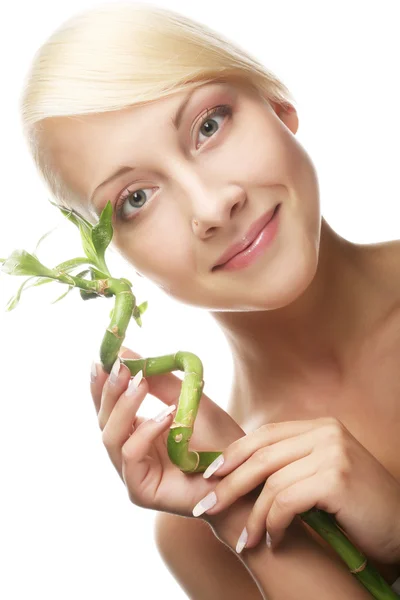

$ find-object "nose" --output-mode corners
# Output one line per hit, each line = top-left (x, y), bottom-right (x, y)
(189, 183), (247, 239)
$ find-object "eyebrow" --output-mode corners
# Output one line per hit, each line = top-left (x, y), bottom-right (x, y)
(89, 85), (205, 210)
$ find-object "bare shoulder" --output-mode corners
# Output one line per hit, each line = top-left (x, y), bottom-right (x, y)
(358, 239), (400, 294)
(355, 239), (400, 325)
(154, 512), (263, 599)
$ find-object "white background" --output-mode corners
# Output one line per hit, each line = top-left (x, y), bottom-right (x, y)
(1, 1), (399, 598)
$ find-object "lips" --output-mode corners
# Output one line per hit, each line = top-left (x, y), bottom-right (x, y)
(213, 204), (280, 270)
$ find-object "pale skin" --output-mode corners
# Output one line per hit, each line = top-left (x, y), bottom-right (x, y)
(41, 79), (400, 593)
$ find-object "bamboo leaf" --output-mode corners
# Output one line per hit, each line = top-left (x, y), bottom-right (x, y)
(49, 199), (94, 230)
(88, 266), (109, 280)
(5, 276), (38, 311)
(5, 276), (59, 311)
(75, 269), (90, 278)
(51, 270), (90, 304)
(80, 289), (99, 301)
(133, 314), (142, 327)
(138, 301), (148, 315)
(54, 257), (92, 274)
(120, 277), (133, 287)
(49, 200), (98, 265)
(51, 286), (74, 304)
(1, 249), (56, 278)
(32, 225), (60, 256)
(91, 201), (113, 264)
(31, 277), (56, 287)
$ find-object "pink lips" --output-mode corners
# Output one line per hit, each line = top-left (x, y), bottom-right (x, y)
(213, 204), (279, 269)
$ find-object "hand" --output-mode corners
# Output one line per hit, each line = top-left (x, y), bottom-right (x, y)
(193, 416), (400, 564)
(90, 346), (246, 519)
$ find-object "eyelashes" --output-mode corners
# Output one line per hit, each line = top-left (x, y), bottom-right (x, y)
(113, 103), (233, 223)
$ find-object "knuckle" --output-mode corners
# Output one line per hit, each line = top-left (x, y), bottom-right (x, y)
(119, 347), (142, 360)
(252, 446), (270, 465)
(259, 422), (278, 435)
(101, 427), (116, 450)
(223, 438), (243, 462)
(337, 455), (351, 477)
(329, 462), (350, 491)
(275, 490), (292, 510)
(126, 487), (141, 506)
(328, 441), (346, 464)
(265, 473), (279, 493)
(324, 419), (344, 442)
(98, 409), (108, 432)
(121, 442), (134, 463)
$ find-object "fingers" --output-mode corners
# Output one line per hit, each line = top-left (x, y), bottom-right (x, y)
(194, 435), (314, 518)
(90, 348), (145, 420)
(203, 420), (322, 480)
(120, 404), (177, 508)
(240, 455), (318, 550)
(101, 366), (150, 475)
(90, 361), (109, 415)
(264, 473), (326, 549)
(98, 357), (134, 431)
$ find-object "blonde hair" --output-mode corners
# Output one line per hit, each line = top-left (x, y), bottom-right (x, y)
(20, 1), (296, 217)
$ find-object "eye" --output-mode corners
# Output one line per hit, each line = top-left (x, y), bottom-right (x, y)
(114, 103), (232, 222)
(114, 186), (157, 222)
(194, 104), (232, 150)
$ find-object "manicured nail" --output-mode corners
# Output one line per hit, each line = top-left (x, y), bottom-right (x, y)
(236, 527), (248, 554)
(203, 454), (224, 479)
(192, 491), (217, 517)
(126, 370), (143, 397)
(109, 357), (121, 385)
(90, 361), (98, 384)
(266, 531), (272, 548)
(152, 404), (176, 423)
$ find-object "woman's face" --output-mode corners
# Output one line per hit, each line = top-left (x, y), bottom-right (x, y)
(41, 80), (321, 311)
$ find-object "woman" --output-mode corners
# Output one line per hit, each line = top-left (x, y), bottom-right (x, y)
(20, 3), (400, 597)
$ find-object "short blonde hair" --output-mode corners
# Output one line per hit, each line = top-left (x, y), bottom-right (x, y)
(20, 1), (296, 215)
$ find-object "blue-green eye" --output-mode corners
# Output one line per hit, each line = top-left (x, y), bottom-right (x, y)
(114, 104), (232, 222)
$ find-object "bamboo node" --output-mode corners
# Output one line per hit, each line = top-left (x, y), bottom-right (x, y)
(350, 558), (367, 574)
(192, 451), (200, 471)
(170, 422), (191, 429)
(179, 409), (195, 428)
(106, 326), (124, 339)
(98, 279), (109, 294)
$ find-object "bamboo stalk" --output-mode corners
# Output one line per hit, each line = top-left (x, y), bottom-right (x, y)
(1, 199), (398, 599)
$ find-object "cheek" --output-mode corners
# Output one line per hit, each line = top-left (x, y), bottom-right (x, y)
(220, 119), (294, 187)
(116, 219), (193, 284)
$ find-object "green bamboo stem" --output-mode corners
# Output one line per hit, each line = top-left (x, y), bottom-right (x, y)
(2, 200), (398, 599)
(300, 509), (399, 598)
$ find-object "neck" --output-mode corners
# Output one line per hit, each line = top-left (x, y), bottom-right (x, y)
(209, 216), (389, 419)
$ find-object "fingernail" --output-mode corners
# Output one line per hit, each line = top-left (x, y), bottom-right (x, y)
(90, 361), (98, 384)
(109, 357), (121, 385)
(203, 454), (224, 479)
(236, 527), (248, 554)
(192, 491), (217, 517)
(126, 370), (144, 397)
(152, 404), (176, 423)
(266, 531), (272, 548)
